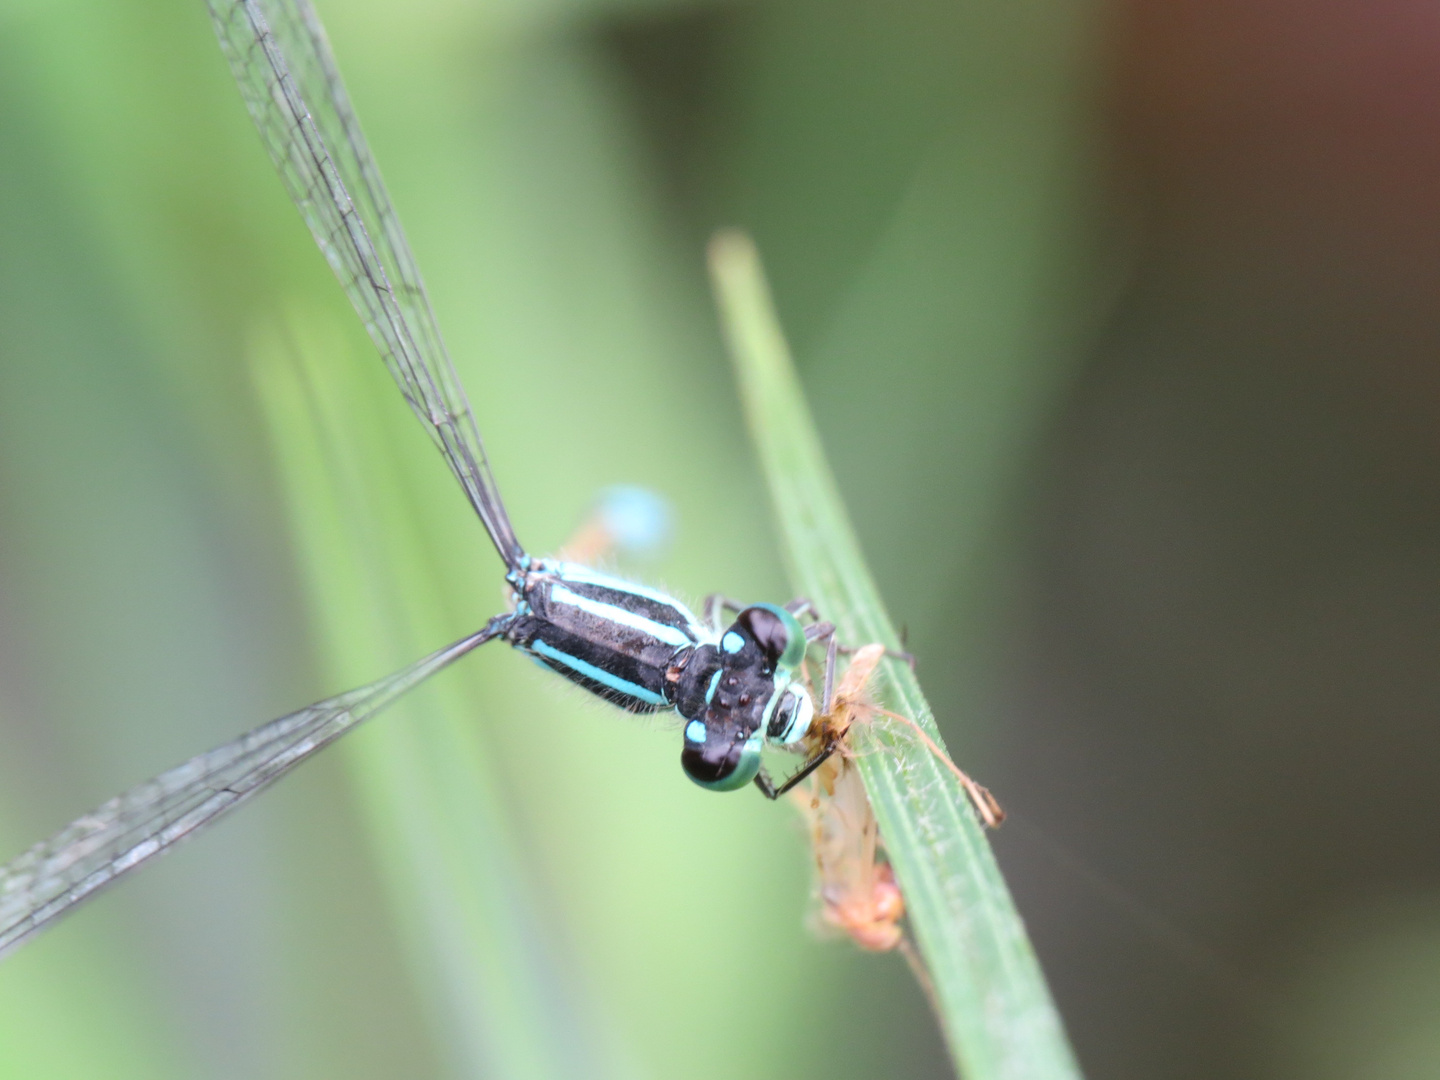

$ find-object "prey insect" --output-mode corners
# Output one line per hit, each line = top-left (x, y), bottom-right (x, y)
(801, 755), (907, 952)
(793, 645), (907, 952)
(792, 645), (1004, 952)
(0, 0), (875, 957)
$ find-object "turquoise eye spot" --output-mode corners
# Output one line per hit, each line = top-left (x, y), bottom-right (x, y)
(685, 719), (706, 744)
(704, 669), (722, 704)
(721, 631), (745, 654)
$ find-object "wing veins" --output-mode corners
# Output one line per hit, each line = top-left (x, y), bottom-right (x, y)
(209, 0), (523, 567)
(0, 622), (501, 958)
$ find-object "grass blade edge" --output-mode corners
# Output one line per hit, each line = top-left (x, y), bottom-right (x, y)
(708, 230), (1082, 1080)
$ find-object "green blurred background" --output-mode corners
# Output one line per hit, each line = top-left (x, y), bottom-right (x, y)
(2, 0), (1439, 1077)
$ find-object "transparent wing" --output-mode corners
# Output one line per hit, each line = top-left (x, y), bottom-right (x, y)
(206, 0), (524, 569)
(0, 622), (501, 958)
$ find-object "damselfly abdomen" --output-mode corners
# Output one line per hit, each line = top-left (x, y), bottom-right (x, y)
(505, 560), (709, 715)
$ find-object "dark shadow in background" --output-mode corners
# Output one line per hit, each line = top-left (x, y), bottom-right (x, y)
(611, 0), (1440, 1076)
(996, 0), (1440, 1076)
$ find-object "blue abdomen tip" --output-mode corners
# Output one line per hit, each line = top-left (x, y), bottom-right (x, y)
(597, 485), (672, 557)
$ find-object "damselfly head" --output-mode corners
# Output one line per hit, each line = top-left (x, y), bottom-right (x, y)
(677, 650), (813, 791)
(680, 603), (818, 791)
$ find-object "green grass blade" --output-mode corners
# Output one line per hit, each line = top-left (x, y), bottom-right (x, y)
(709, 231), (1081, 1080)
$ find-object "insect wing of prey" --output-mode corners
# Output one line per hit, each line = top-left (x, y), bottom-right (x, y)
(208, 0), (522, 568)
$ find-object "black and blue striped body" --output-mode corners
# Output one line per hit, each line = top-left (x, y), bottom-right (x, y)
(505, 561), (717, 714)
(501, 557), (818, 794)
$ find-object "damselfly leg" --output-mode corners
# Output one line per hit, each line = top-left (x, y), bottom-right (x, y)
(753, 743), (837, 800)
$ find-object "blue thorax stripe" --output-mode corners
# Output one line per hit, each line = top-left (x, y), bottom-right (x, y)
(554, 563), (707, 632)
(529, 639), (669, 706)
(549, 583), (695, 649)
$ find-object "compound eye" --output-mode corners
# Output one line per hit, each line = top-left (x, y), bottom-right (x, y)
(735, 604), (806, 670)
(681, 719), (762, 792)
(766, 686), (814, 746)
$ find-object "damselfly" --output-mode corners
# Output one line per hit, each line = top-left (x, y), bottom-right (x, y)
(0, 0), (871, 958)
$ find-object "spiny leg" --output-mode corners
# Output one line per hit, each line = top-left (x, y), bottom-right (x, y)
(799, 617), (911, 718)
(817, 632), (839, 715)
(784, 597), (818, 620)
(803, 621), (835, 643)
(753, 742), (837, 801)
(845, 638), (916, 671)
(703, 593), (749, 634)
(880, 644), (917, 671)
(822, 634), (838, 715)
(791, 597), (916, 671)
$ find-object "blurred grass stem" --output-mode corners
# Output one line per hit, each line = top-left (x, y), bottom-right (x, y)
(251, 310), (627, 1080)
